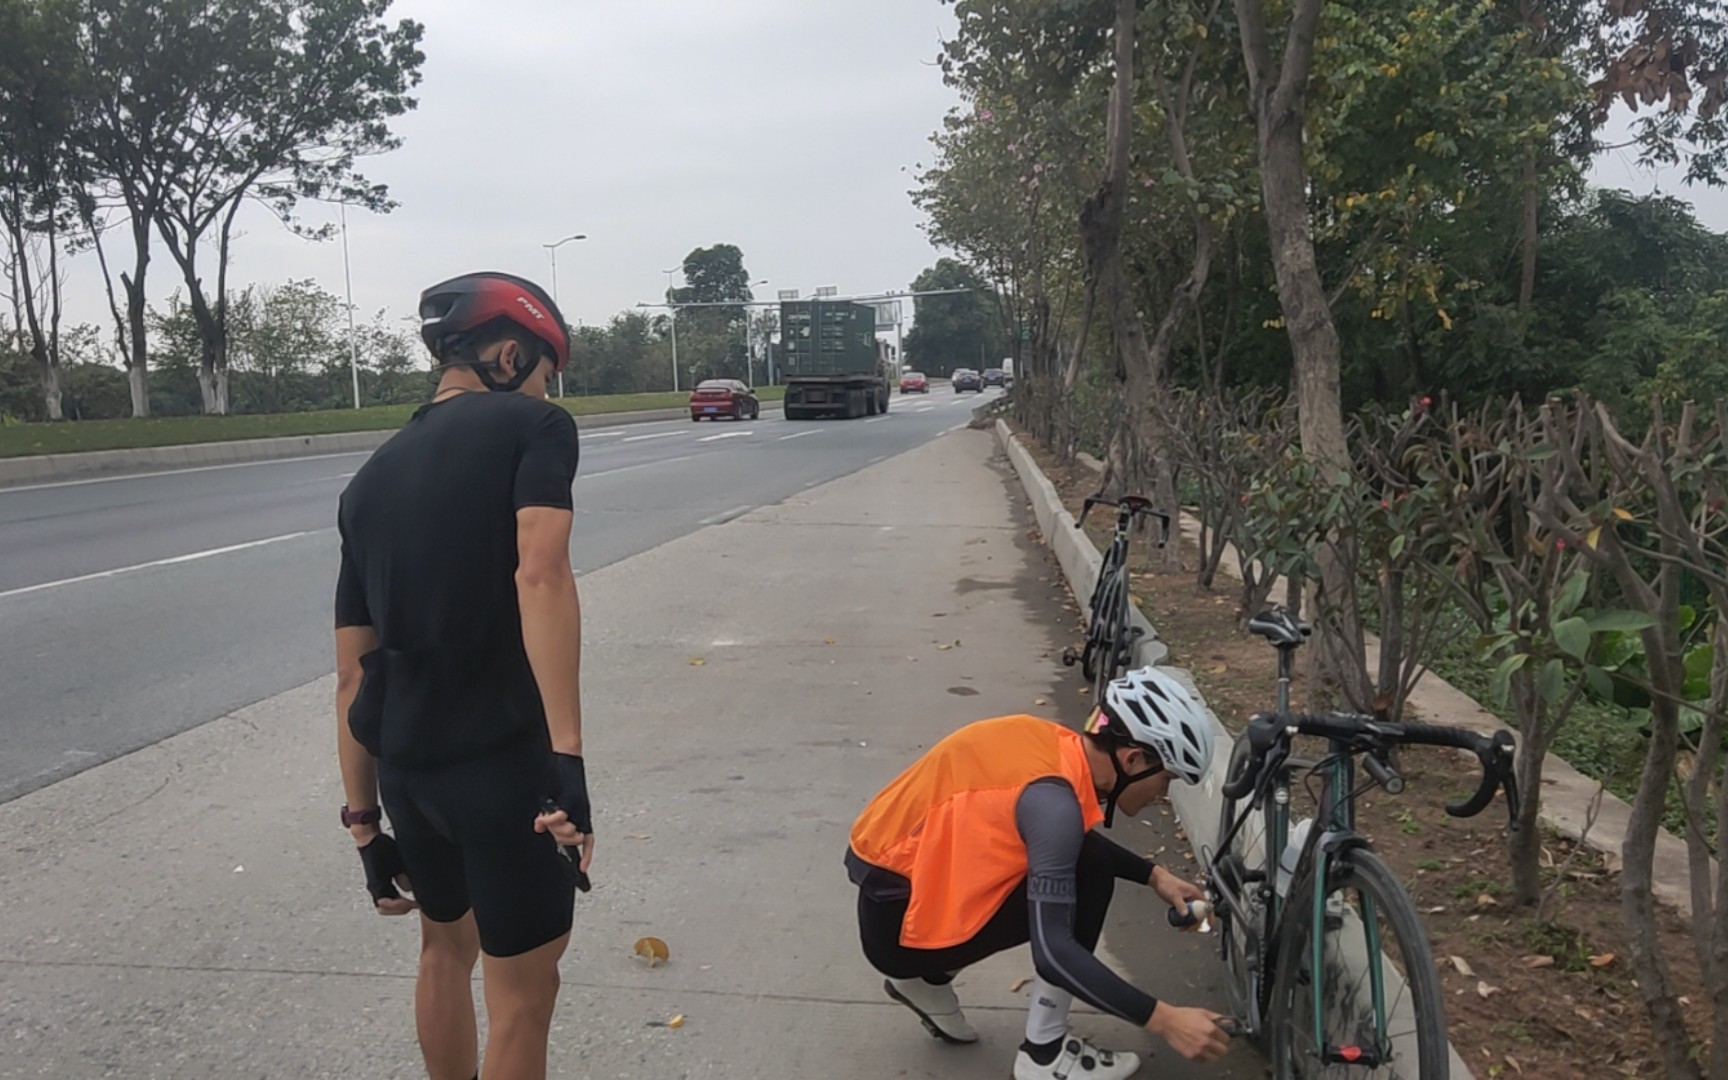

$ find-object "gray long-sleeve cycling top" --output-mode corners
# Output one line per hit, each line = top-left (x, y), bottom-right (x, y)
(1017, 778), (1159, 1026)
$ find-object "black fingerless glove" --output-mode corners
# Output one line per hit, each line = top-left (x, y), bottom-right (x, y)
(357, 834), (408, 905)
(549, 753), (592, 833)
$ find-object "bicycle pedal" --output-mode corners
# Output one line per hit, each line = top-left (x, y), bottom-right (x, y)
(1129, 626), (1145, 639)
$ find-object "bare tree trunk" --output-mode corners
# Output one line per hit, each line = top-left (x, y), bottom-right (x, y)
(123, 211), (154, 417)
(1509, 674), (1554, 906)
(1074, 0), (1166, 500)
(1236, 0), (1371, 709)
(1519, 150), (1539, 312)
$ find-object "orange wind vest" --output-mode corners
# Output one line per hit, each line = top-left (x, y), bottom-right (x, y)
(849, 715), (1105, 949)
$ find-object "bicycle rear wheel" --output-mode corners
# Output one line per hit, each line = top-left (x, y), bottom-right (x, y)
(1090, 565), (1130, 700)
(1269, 849), (1447, 1080)
(1214, 734), (1273, 1040)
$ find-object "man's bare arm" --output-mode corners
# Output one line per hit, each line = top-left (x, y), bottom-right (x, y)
(516, 506), (582, 755)
(335, 624), (383, 845)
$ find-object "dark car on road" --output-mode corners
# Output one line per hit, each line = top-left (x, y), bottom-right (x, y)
(690, 379), (760, 421)
(981, 368), (1008, 388)
(899, 371), (929, 394)
(952, 368), (983, 393)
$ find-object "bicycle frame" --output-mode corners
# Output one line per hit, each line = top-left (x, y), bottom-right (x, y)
(1211, 720), (1394, 1063)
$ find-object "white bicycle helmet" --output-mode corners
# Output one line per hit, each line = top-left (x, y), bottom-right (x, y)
(1088, 668), (1215, 825)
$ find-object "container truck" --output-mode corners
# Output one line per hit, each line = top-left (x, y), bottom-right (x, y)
(780, 299), (889, 419)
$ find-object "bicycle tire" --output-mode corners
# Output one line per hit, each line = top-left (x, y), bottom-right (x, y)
(1080, 546), (1123, 680)
(1214, 734), (1274, 1041)
(1091, 565), (1130, 700)
(1269, 849), (1448, 1079)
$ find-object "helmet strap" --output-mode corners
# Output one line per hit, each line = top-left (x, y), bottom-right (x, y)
(1100, 745), (1163, 829)
(446, 338), (541, 393)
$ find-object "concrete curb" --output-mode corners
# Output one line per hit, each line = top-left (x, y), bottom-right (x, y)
(992, 420), (1475, 1079)
(0, 404), (777, 489)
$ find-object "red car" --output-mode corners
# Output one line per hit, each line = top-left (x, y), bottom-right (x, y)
(690, 379), (760, 421)
(899, 371), (929, 394)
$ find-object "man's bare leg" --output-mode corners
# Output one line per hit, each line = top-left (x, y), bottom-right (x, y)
(417, 913), (481, 1080)
(477, 931), (570, 1080)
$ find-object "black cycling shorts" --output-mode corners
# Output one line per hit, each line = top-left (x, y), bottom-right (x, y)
(378, 741), (576, 957)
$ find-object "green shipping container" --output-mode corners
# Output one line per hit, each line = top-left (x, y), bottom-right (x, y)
(780, 300), (878, 378)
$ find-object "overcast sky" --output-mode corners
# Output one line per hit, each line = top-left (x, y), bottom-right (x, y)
(54, 0), (1728, 348)
(61, 0), (966, 338)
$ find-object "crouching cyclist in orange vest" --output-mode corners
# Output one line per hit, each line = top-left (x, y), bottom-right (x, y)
(846, 667), (1231, 1079)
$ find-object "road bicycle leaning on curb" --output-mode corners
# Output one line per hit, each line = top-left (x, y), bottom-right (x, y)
(1203, 608), (1520, 1079)
(1061, 493), (1172, 702)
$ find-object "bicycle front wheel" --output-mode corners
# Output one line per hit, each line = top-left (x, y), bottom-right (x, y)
(1269, 849), (1448, 1079)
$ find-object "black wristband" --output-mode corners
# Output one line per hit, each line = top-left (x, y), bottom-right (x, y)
(549, 753), (592, 834)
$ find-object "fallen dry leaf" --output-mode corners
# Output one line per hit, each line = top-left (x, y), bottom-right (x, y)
(1450, 956), (1476, 978)
(1589, 953), (1616, 968)
(1078, 687), (1090, 695)
(1475, 892), (1499, 908)
(625, 833), (652, 841)
(688, 657), (705, 667)
(633, 937), (670, 968)
(1010, 977), (1032, 993)
(1423, 906), (1446, 915)
(823, 636), (836, 646)
(1519, 954), (1556, 969)
(937, 644), (953, 651)
(1506, 1054), (1524, 1075)
(1207, 663), (1228, 674)
(666, 1014), (685, 1029)
(1034, 698), (1048, 706)
(1477, 981), (1500, 999)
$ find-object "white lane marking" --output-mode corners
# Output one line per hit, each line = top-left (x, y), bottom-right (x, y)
(865, 416), (890, 424)
(621, 431), (688, 443)
(580, 430), (626, 440)
(0, 451), (374, 495)
(583, 454), (699, 479)
(697, 430), (755, 443)
(698, 504), (754, 526)
(915, 407), (934, 413)
(778, 430), (820, 442)
(0, 531), (318, 601)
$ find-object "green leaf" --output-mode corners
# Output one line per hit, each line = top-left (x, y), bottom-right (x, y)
(1389, 534), (1407, 560)
(1489, 651), (1529, 703)
(1555, 571), (1589, 619)
(1583, 664), (1615, 701)
(1585, 610), (1658, 634)
(1538, 658), (1567, 704)
(1552, 616), (1590, 661)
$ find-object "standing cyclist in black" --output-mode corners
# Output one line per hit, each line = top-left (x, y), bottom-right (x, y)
(333, 272), (591, 1080)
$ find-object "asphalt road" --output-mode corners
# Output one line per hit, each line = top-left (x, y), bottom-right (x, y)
(0, 388), (996, 803)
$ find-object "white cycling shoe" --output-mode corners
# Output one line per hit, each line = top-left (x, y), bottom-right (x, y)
(883, 977), (980, 1044)
(1012, 1034), (1142, 1080)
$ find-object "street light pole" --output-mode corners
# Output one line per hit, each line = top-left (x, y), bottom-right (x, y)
(663, 267), (680, 393)
(338, 204), (363, 409)
(543, 233), (587, 398)
(739, 278), (767, 388)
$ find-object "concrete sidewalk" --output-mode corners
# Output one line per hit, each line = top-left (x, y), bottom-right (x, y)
(0, 429), (1258, 1079)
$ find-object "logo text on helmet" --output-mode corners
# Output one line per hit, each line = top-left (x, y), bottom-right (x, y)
(515, 296), (546, 322)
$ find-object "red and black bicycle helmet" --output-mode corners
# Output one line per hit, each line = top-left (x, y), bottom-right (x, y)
(418, 271), (570, 373)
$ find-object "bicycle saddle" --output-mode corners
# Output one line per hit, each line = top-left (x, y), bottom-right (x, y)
(1247, 609), (1311, 647)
